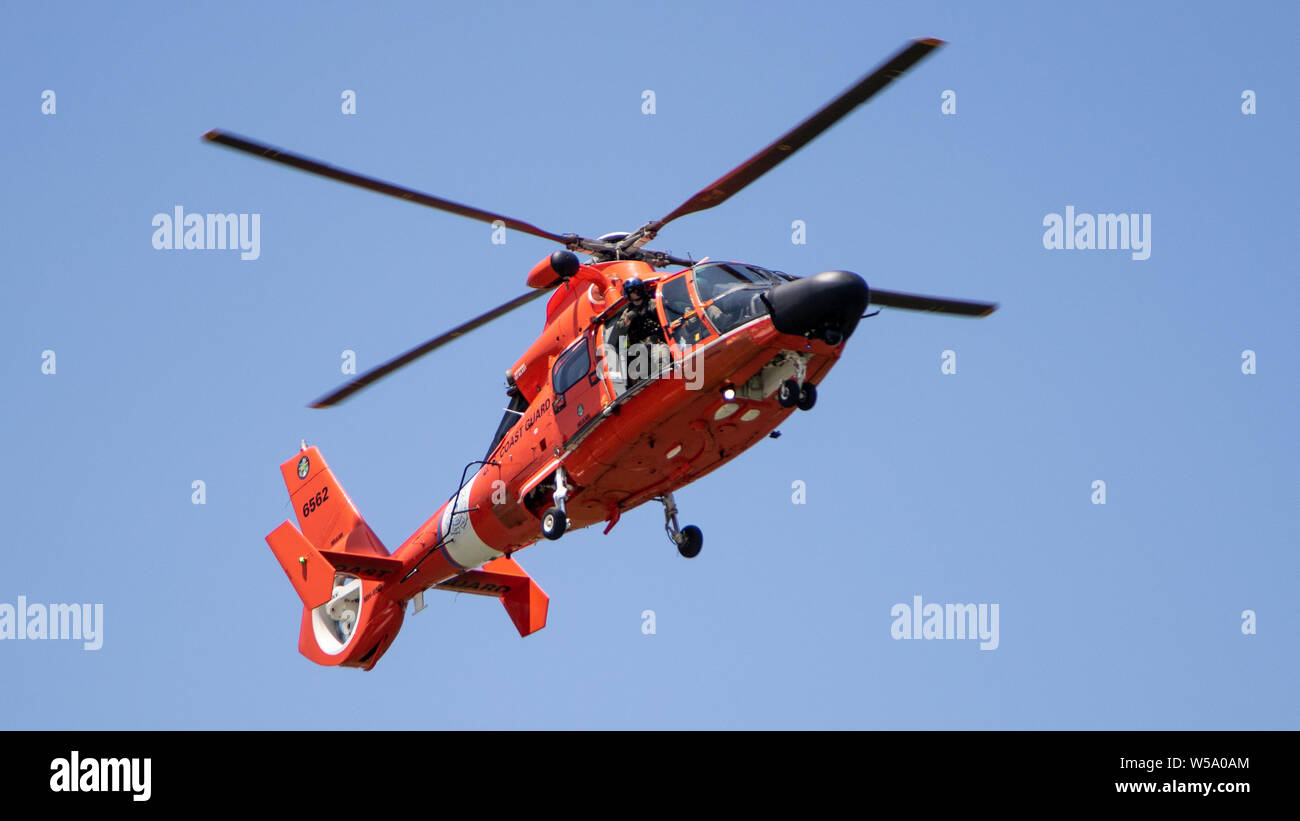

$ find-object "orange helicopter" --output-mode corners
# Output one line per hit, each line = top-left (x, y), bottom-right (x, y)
(207, 37), (996, 670)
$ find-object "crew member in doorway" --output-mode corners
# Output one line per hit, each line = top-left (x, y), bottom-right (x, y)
(614, 278), (666, 388)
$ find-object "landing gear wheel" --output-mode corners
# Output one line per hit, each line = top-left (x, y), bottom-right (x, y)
(797, 382), (817, 411)
(777, 379), (800, 408)
(659, 493), (700, 558)
(541, 507), (567, 540)
(676, 525), (703, 558)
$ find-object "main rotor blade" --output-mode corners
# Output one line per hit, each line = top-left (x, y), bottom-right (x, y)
(869, 288), (997, 317)
(310, 289), (550, 408)
(203, 130), (572, 245)
(644, 38), (945, 236)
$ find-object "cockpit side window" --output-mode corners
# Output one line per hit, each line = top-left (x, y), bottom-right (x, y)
(660, 273), (711, 348)
(660, 275), (693, 326)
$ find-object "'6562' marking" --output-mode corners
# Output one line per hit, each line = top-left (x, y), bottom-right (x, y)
(302, 486), (329, 518)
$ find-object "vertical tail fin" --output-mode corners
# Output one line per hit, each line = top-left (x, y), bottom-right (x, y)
(280, 446), (388, 557)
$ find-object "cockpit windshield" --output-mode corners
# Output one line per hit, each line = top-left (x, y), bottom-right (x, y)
(692, 263), (782, 334)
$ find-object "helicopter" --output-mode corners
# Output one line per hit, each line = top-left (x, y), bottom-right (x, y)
(209, 37), (997, 670)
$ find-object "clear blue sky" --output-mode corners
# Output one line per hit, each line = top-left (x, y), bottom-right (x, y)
(2, 0), (1296, 729)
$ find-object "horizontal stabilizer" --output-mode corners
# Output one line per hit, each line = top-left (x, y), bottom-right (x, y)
(433, 556), (549, 637)
(318, 550), (405, 582)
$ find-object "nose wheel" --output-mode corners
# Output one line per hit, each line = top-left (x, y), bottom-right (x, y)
(796, 382), (816, 410)
(659, 493), (703, 558)
(778, 378), (817, 410)
(776, 353), (816, 411)
(778, 378), (799, 407)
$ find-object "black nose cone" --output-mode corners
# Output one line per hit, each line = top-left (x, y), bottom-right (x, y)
(764, 270), (869, 342)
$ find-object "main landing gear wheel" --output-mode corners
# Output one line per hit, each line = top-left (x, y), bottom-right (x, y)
(542, 466), (571, 540)
(659, 492), (703, 559)
(677, 525), (703, 558)
(777, 379), (800, 408)
(797, 382), (817, 411)
(542, 507), (567, 540)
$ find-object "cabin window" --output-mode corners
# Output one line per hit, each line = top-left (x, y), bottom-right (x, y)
(552, 338), (592, 395)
